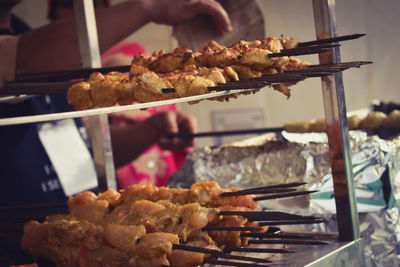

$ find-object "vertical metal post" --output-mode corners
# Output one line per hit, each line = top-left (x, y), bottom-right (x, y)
(72, 0), (117, 191)
(312, 0), (360, 241)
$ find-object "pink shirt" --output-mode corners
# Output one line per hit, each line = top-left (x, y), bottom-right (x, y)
(103, 41), (191, 188)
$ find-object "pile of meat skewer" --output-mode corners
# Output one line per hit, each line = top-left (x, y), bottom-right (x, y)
(66, 36), (312, 110)
(284, 109), (400, 133)
(21, 181), (327, 267)
(1, 34), (369, 108)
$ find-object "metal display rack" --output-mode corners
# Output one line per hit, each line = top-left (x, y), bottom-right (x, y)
(73, 0), (364, 263)
(1, 0), (364, 265)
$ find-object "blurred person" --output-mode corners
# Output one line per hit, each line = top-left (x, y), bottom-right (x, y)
(0, 0), (231, 258)
(0, 0), (231, 208)
(47, 0), (192, 188)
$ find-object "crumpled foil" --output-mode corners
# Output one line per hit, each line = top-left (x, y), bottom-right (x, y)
(169, 133), (330, 190)
(168, 132), (400, 266)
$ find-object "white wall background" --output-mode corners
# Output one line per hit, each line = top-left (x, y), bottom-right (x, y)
(12, 0), (400, 147)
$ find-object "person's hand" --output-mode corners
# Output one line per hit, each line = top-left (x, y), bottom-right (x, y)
(143, 0), (232, 34)
(147, 110), (198, 151)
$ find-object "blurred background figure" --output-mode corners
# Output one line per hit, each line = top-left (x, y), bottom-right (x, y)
(0, 0), (231, 208)
(47, 0), (194, 188)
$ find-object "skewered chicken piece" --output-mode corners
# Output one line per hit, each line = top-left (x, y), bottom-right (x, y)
(67, 71), (135, 110)
(109, 199), (266, 248)
(169, 233), (218, 267)
(207, 206), (266, 248)
(89, 71), (129, 107)
(67, 81), (94, 110)
(173, 74), (216, 98)
(283, 110), (400, 133)
(134, 71), (178, 102)
(105, 200), (219, 243)
(115, 75), (137, 106)
(384, 109), (400, 128)
(358, 111), (387, 129)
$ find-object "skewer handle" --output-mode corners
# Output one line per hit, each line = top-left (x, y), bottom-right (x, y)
(167, 127), (284, 138)
(298, 33), (366, 47)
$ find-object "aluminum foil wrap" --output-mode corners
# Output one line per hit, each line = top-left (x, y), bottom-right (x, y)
(169, 133), (330, 190)
(168, 132), (400, 266)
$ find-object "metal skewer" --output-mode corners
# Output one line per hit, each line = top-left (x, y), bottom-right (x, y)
(223, 247), (294, 254)
(220, 188), (298, 197)
(202, 258), (270, 267)
(202, 226), (264, 232)
(253, 190), (318, 201)
(220, 182), (307, 197)
(167, 127), (284, 138)
(172, 244), (272, 263)
(268, 44), (339, 57)
(2, 61), (371, 96)
(241, 231), (338, 241)
(257, 219), (327, 226)
(218, 210), (322, 221)
(297, 33), (366, 47)
(248, 239), (329, 245)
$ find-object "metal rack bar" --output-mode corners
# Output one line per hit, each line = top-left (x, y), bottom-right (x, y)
(312, 0), (360, 241)
(0, 90), (255, 126)
(267, 239), (364, 266)
(72, 0), (117, 191)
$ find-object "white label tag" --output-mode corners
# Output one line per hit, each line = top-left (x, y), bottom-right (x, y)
(38, 119), (98, 196)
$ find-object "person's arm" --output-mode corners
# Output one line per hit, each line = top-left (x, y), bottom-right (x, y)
(110, 110), (197, 168)
(16, 1), (150, 73)
(148, 0), (232, 34)
(15, 0), (231, 74)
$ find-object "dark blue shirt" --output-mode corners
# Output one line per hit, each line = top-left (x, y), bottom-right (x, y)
(0, 95), (82, 207)
(0, 15), (95, 261)
(0, 15), (93, 208)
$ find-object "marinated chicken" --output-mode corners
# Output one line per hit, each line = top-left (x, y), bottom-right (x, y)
(65, 183), (258, 247)
(21, 182), (269, 266)
(117, 181), (258, 210)
(384, 109), (400, 128)
(21, 220), (187, 267)
(134, 71), (177, 102)
(67, 81), (94, 110)
(67, 36), (311, 110)
(283, 109), (400, 133)
(132, 36), (301, 72)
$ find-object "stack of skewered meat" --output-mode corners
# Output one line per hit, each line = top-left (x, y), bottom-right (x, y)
(20, 181), (322, 267)
(67, 36), (311, 110)
(284, 109), (400, 133)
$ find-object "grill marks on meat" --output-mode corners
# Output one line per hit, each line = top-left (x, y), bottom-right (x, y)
(133, 36), (300, 73)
